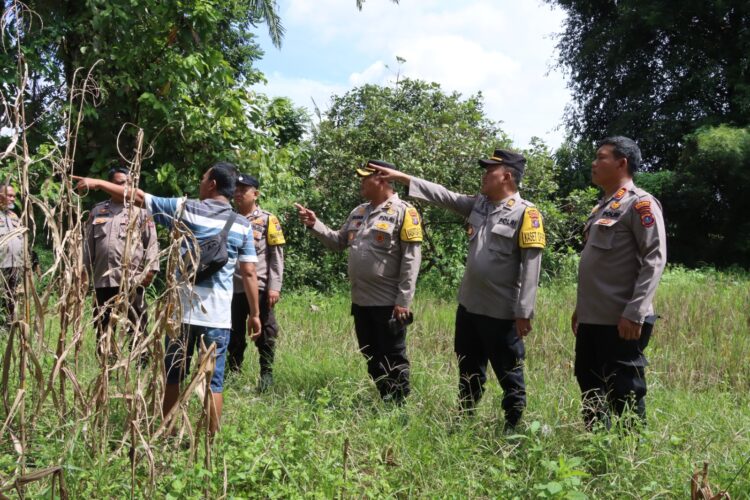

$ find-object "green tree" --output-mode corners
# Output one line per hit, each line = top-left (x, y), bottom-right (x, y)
(547, 0), (750, 170)
(285, 79), (582, 291)
(1, 0), (285, 194)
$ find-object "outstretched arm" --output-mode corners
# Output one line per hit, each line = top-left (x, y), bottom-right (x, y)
(73, 176), (146, 207)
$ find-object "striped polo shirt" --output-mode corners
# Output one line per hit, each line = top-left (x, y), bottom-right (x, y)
(145, 194), (257, 328)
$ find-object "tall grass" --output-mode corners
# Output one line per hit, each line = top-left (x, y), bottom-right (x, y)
(3, 267), (746, 497)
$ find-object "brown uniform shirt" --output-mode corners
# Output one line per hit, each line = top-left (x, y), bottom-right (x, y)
(409, 177), (545, 320)
(308, 193), (422, 308)
(233, 207), (285, 293)
(83, 200), (160, 288)
(0, 209), (24, 269)
(576, 180), (667, 325)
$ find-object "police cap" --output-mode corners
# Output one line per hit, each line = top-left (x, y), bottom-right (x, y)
(236, 173), (260, 188)
(478, 149), (526, 174)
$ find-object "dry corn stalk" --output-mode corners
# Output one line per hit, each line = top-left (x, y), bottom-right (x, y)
(691, 462), (731, 500)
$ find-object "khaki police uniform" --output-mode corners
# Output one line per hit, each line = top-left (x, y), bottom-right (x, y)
(0, 208), (24, 319)
(309, 193), (422, 402)
(574, 180), (666, 428)
(408, 177), (545, 425)
(229, 206), (285, 376)
(83, 200), (159, 350)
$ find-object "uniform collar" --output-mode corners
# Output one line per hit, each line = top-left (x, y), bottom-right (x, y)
(602, 179), (635, 204)
(491, 192), (520, 214)
(371, 193), (400, 213)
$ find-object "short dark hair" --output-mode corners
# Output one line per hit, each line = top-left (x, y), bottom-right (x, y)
(207, 161), (238, 198)
(506, 167), (523, 186)
(597, 136), (642, 175)
(107, 166), (130, 181)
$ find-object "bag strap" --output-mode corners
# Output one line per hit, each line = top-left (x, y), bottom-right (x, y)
(220, 211), (237, 237)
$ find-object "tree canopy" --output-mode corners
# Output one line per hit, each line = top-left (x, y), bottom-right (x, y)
(548, 0), (750, 170)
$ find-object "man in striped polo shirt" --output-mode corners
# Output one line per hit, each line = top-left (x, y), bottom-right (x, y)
(74, 162), (260, 434)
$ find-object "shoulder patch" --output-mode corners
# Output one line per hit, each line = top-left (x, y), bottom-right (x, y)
(266, 215), (285, 245)
(400, 207), (423, 243)
(519, 207), (545, 249)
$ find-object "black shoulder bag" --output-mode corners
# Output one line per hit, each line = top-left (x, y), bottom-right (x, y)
(186, 211), (237, 282)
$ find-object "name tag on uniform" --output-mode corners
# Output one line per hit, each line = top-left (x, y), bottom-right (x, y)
(594, 218), (617, 227)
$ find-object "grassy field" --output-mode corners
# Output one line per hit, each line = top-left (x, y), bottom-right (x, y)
(1, 267), (749, 498)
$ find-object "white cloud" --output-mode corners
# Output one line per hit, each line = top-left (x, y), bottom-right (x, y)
(255, 72), (347, 114)
(264, 0), (571, 147)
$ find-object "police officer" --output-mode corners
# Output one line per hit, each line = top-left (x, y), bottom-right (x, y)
(295, 160), (423, 404)
(82, 167), (159, 356)
(373, 150), (545, 429)
(572, 136), (666, 430)
(228, 173), (285, 391)
(0, 184), (23, 321)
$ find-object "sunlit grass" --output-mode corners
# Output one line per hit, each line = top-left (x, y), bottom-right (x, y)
(1, 267), (749, 497)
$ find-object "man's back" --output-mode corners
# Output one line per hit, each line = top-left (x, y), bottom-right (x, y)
(145, 195), (257, 328)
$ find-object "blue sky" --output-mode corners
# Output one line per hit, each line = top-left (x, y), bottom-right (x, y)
(253, 0), (571, 149)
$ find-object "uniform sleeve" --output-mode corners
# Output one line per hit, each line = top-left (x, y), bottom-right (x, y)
(515, 208), (545, 318)
(143, 193), (185, 228)
(515, 247), (543, 318)
(622, 198), (667, 323)
(82, 206), (96, 273)
(308, 215), (350, 252)
(408, 177), (476, 218)
(238, 225), (259, 263)
(141, 213), (160, 272)
(396, 240), (421, 308)
(267, 244), (284, 292)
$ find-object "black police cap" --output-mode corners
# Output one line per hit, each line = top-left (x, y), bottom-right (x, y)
(478, 149), (526, 174)
(236, 173), (259, 188)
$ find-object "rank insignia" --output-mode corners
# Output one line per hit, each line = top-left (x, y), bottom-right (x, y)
(610, 202), (621, 209)
(614, 187), (627, 200)
(506, 199), (516, 208)
(386, 208), (396, 215)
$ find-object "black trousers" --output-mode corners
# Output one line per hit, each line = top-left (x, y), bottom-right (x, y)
(351, 303), (410, 402)
(574, 322), (653, 430)
(228, 290), (278, 375)
(0, 267), (19, 321)
(454, 304), (526, 425)
(93, 286), (148, 354)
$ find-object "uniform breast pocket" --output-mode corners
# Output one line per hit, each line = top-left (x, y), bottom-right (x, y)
(371, 223), (395, 250)
(93, 222), (109, 239)
(489, 223), (515, 254)
(467, 211), (484, 240)
(588, 224), (616, 250)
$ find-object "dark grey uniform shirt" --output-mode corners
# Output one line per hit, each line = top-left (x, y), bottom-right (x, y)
(83, 200), (160, 288)
(233, 207), (284, 293)
(408, 177), (545, 320)
(308, 193), (422, 307)
(0, 209), (24, 269)
(576, 180), (667, 325)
